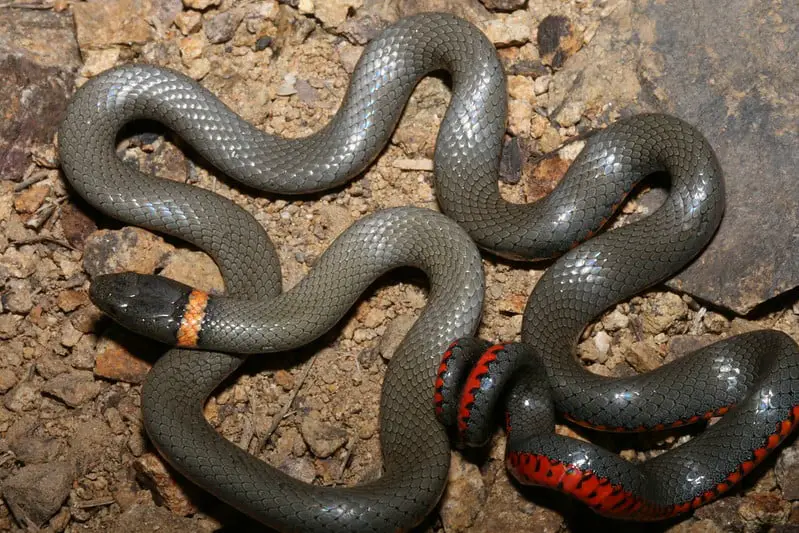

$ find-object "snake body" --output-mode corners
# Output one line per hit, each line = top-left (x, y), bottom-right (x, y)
(58, 11), (799, 532)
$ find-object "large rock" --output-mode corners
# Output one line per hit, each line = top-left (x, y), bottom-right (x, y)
(546, 1), (798, 314)
(635, 1), (799, 314)
(0, 9), (79, 182)
(1, 461), (76, 527)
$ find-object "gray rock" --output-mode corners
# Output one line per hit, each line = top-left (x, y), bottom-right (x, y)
(0, 367), (17, 392)
(537, 15), (581, 69)
(204, 10), (244, 44)
(506, 58), (548, 78)
(83, 227), (171, 277)
(693, 495), (746, 531)
(7, 417), (64, 464)
(295, 79), (318, 105)
(336, 13), (388, 45)
(3, 379), (39, 412)
(278, 456), (316, 484)
(776, 439), (799, 500)
(114, 502), (215, 533)
(737, 492), (791, 527)
(471, 460), (564, 531)
(1, 461), (75, 527)
(542, 1), (798, 313)
(499, 137), (522, 184)
(439, 453), (486, 531)
(150, 0), (183, 35)
(71, 418), (117, 474)
(377, 314), (416, 361)
(41, 371), (103, 408)
(631, 1), (799, 313)
(665, 334), (717, 363)
(479, 0), (527, 12)
(300, 411), (348, 458)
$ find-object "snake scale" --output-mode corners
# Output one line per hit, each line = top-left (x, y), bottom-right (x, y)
(57, 12), (799, 532)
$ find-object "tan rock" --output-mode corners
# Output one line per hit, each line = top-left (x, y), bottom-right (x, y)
(538, 126), (562, 152)
(41, 371), (102, 408)
(496, 291), (527, 315)
(0, 368), (17, 393)
(297, 0), (314, 15)
(378, 314), (416, 361)
(359, 306), (386, 329)
(440, 454), (486, 531)
(702, 311), (729, 333)
(534, 74), (551, 95)
(182, 0), (220, 10)
(626, 340), (662, 372)
(79, 48), (121, 78)
(175, 10), (202, 35)
(507, 75), (536, 102)
(72, 0), (153, 49)
(554, 100), (586, 127)
(133, 453), (199, 516)
(94, 333), (152, 384)
(601, 309), (630, 331)
(315, 0), (362, 29)
(300, 411), (348, 458)
(159, 249), (224, 293)
(480, 11), (532, 47)
(392, 158), (434, 171)
(529, 113), (549, 138)
(317, 204), (355, 240)
(83, 227), (171, 277)
(57, 290), (88, 312)
(70, 304), (104, 333)
(179, 32), (206, 64)
(187, 57), (211, 80)
(13, 184), (49, 214)
(737, 493), (791, 525)
(577, 338), (599, 362)
(60, 321), (83, 348)
(507, 100), (532, 136)
(641, 292), (688, 335)
(593, 330), (611, 362)
(273, 369), (294, 391)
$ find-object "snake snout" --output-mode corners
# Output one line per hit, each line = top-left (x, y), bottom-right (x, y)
(90, 272), (193, 344)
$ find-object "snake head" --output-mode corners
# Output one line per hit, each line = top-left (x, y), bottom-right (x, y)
(90, 273), (194, 345)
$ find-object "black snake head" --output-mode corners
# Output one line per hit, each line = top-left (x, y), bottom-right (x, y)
(90, 273), (194, 345)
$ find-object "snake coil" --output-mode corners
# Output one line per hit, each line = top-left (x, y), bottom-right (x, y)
(58, 11), (799, 532)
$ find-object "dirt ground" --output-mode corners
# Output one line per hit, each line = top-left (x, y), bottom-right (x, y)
(0, 0), (797, 532)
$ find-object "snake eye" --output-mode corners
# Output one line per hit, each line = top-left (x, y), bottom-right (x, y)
(90, 273), (192, 344)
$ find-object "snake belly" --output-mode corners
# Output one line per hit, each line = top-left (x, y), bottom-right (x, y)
(58, 9), (799, 531)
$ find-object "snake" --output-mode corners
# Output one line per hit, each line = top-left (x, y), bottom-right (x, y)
(56, 10), (799, 532)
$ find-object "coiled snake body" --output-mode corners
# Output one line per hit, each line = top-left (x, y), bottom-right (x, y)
(58, 12), (799, 532)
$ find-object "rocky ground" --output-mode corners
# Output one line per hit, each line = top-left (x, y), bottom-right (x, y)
(0, 0), (797, 532)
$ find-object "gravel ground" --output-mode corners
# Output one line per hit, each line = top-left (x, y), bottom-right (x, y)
(0, 0), (797, 532)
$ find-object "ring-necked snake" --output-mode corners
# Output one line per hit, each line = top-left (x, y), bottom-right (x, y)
(57, 11), (799, 532)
